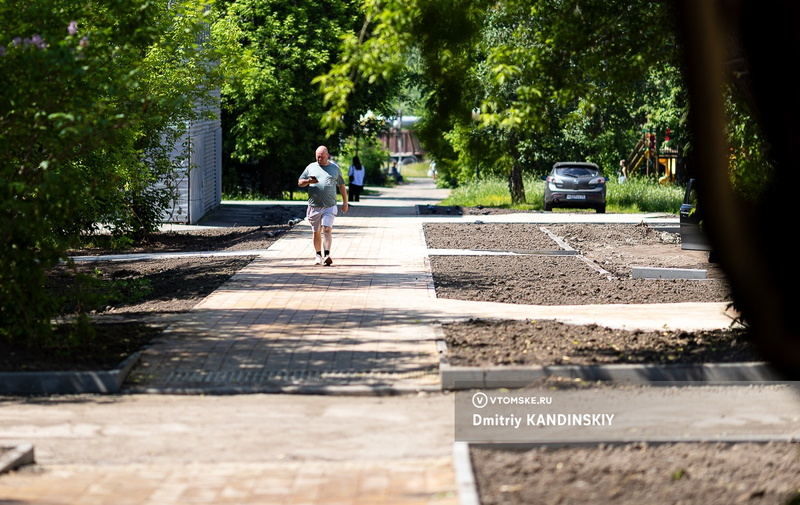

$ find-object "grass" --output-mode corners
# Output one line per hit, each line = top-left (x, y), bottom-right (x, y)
(222, 189), (308, 201)
(439, 175), (684, 213)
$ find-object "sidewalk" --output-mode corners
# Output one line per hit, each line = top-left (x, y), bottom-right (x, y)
(127, 181), (452, 394)
(0, 179), (743, 504)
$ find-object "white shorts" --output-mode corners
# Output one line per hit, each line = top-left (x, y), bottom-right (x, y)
(306, 205), (337, 232)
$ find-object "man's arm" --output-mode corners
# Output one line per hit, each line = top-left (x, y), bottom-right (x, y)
(338, 184), (349, 213)
(299, 174), (318, 187)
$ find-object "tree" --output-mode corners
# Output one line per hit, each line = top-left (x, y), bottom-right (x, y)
(316, 0), (680, 202)
(1, 0), (231, 345)
(219, 0), (399, 198)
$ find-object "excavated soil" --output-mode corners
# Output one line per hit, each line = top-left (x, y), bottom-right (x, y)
(423, 222), (753, 368)
(425, 222), (731, 306)
(471, 442), (800, 505)
(2, 224), (292, 372)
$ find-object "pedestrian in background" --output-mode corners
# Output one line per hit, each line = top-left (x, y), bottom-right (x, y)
(348, 156), (365, 202)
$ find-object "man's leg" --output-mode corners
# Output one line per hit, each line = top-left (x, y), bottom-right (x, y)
(319, 206), (337, 266)
(313, 228), (323, 253)
(322, 226), (333, 265)
(307, 206), (324, 265)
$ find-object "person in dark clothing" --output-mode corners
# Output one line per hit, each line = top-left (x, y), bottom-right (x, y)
(348, 156), (365, 202)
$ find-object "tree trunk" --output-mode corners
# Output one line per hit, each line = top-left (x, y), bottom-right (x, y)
(507, 130), (526, 205)
(508, 161), (526, 205)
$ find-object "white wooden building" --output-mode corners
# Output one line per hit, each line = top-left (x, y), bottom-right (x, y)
(162, 89), (223, 224)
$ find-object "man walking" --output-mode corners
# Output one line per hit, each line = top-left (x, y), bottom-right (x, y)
(298, 146), (349, 266)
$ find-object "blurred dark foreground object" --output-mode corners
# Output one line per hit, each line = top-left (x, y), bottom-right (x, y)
(677, 1), (800, 378)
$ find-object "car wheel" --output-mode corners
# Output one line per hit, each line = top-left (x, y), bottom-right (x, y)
(544, 202), (553, 211)
(596, 205), (606, 214)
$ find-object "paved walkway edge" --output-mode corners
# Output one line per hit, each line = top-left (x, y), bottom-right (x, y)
(438, 341), (782, 389)
(0, 352), (140, 395)
(0, 444), (34, 475)
(453, 442), (480, 505)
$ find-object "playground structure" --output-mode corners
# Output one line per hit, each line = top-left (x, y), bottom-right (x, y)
(626, 129), (681, 183)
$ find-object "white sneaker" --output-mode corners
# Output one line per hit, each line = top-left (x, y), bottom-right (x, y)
(323, 255), (333, 266)
(314, 255), (323, 266)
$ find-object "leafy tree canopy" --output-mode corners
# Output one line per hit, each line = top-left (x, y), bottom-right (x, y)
(219, 0), (400, 198)
(1, 0), (234, 344)
(316, 0), (685, 201)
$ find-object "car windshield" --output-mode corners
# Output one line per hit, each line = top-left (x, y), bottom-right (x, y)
(555, 167), (599, 177)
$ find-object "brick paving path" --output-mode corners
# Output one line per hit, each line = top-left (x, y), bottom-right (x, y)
(126, 182), (449, 393)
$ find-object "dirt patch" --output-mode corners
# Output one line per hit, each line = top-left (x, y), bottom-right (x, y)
(0, 323), (163, 372)
(49, 256), (256, 316)
(425, 223), (731, 305)
(471, 443), (800, 505)
(426, 220), (786, 504)
(70, 225), (289, 255)
(423, 222), (750, 366)
(443, 319), (759, 367)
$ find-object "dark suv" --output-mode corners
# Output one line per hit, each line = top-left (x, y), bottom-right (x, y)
(543, 162), (607, 213)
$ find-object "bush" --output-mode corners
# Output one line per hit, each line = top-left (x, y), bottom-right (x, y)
(0, 0), (226, 346)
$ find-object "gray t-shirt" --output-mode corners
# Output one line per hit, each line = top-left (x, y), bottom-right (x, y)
(301, 161), (345, 208)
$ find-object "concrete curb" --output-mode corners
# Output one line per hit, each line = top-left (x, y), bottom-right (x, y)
(631, 266), (707, 279)
(453, 442), (481, 505)
(124, 383), (442, 396)
(68, 250), (266, 262)
(0, 352), (141, 395)
(0, 444), (34, 475)
(437, 340), (781, 390)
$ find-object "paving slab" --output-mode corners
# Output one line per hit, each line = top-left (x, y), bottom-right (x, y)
(0, 393), (457, 505)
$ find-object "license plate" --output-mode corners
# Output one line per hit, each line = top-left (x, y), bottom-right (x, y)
(566, 194), (586, 200)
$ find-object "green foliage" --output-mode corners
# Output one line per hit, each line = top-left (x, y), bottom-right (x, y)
(1, 0), (229, 346)
(398, 161), (433, 178)
(440, 176), (543, 209)
(724, 86), (775, 201)
(219, 0), (398, 198)
(316, 0), (685, 204)
(608, 178), (684, 213)
(671, 468), (687, 481)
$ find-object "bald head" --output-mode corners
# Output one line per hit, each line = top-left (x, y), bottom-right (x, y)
(315, 146), (330, 166)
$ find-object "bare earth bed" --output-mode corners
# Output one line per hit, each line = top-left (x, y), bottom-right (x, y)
(425, 222), (731, 305)
(1, 224), (291, 372)
(471, 442), (800, 505)
(423, 222), (754, 366)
